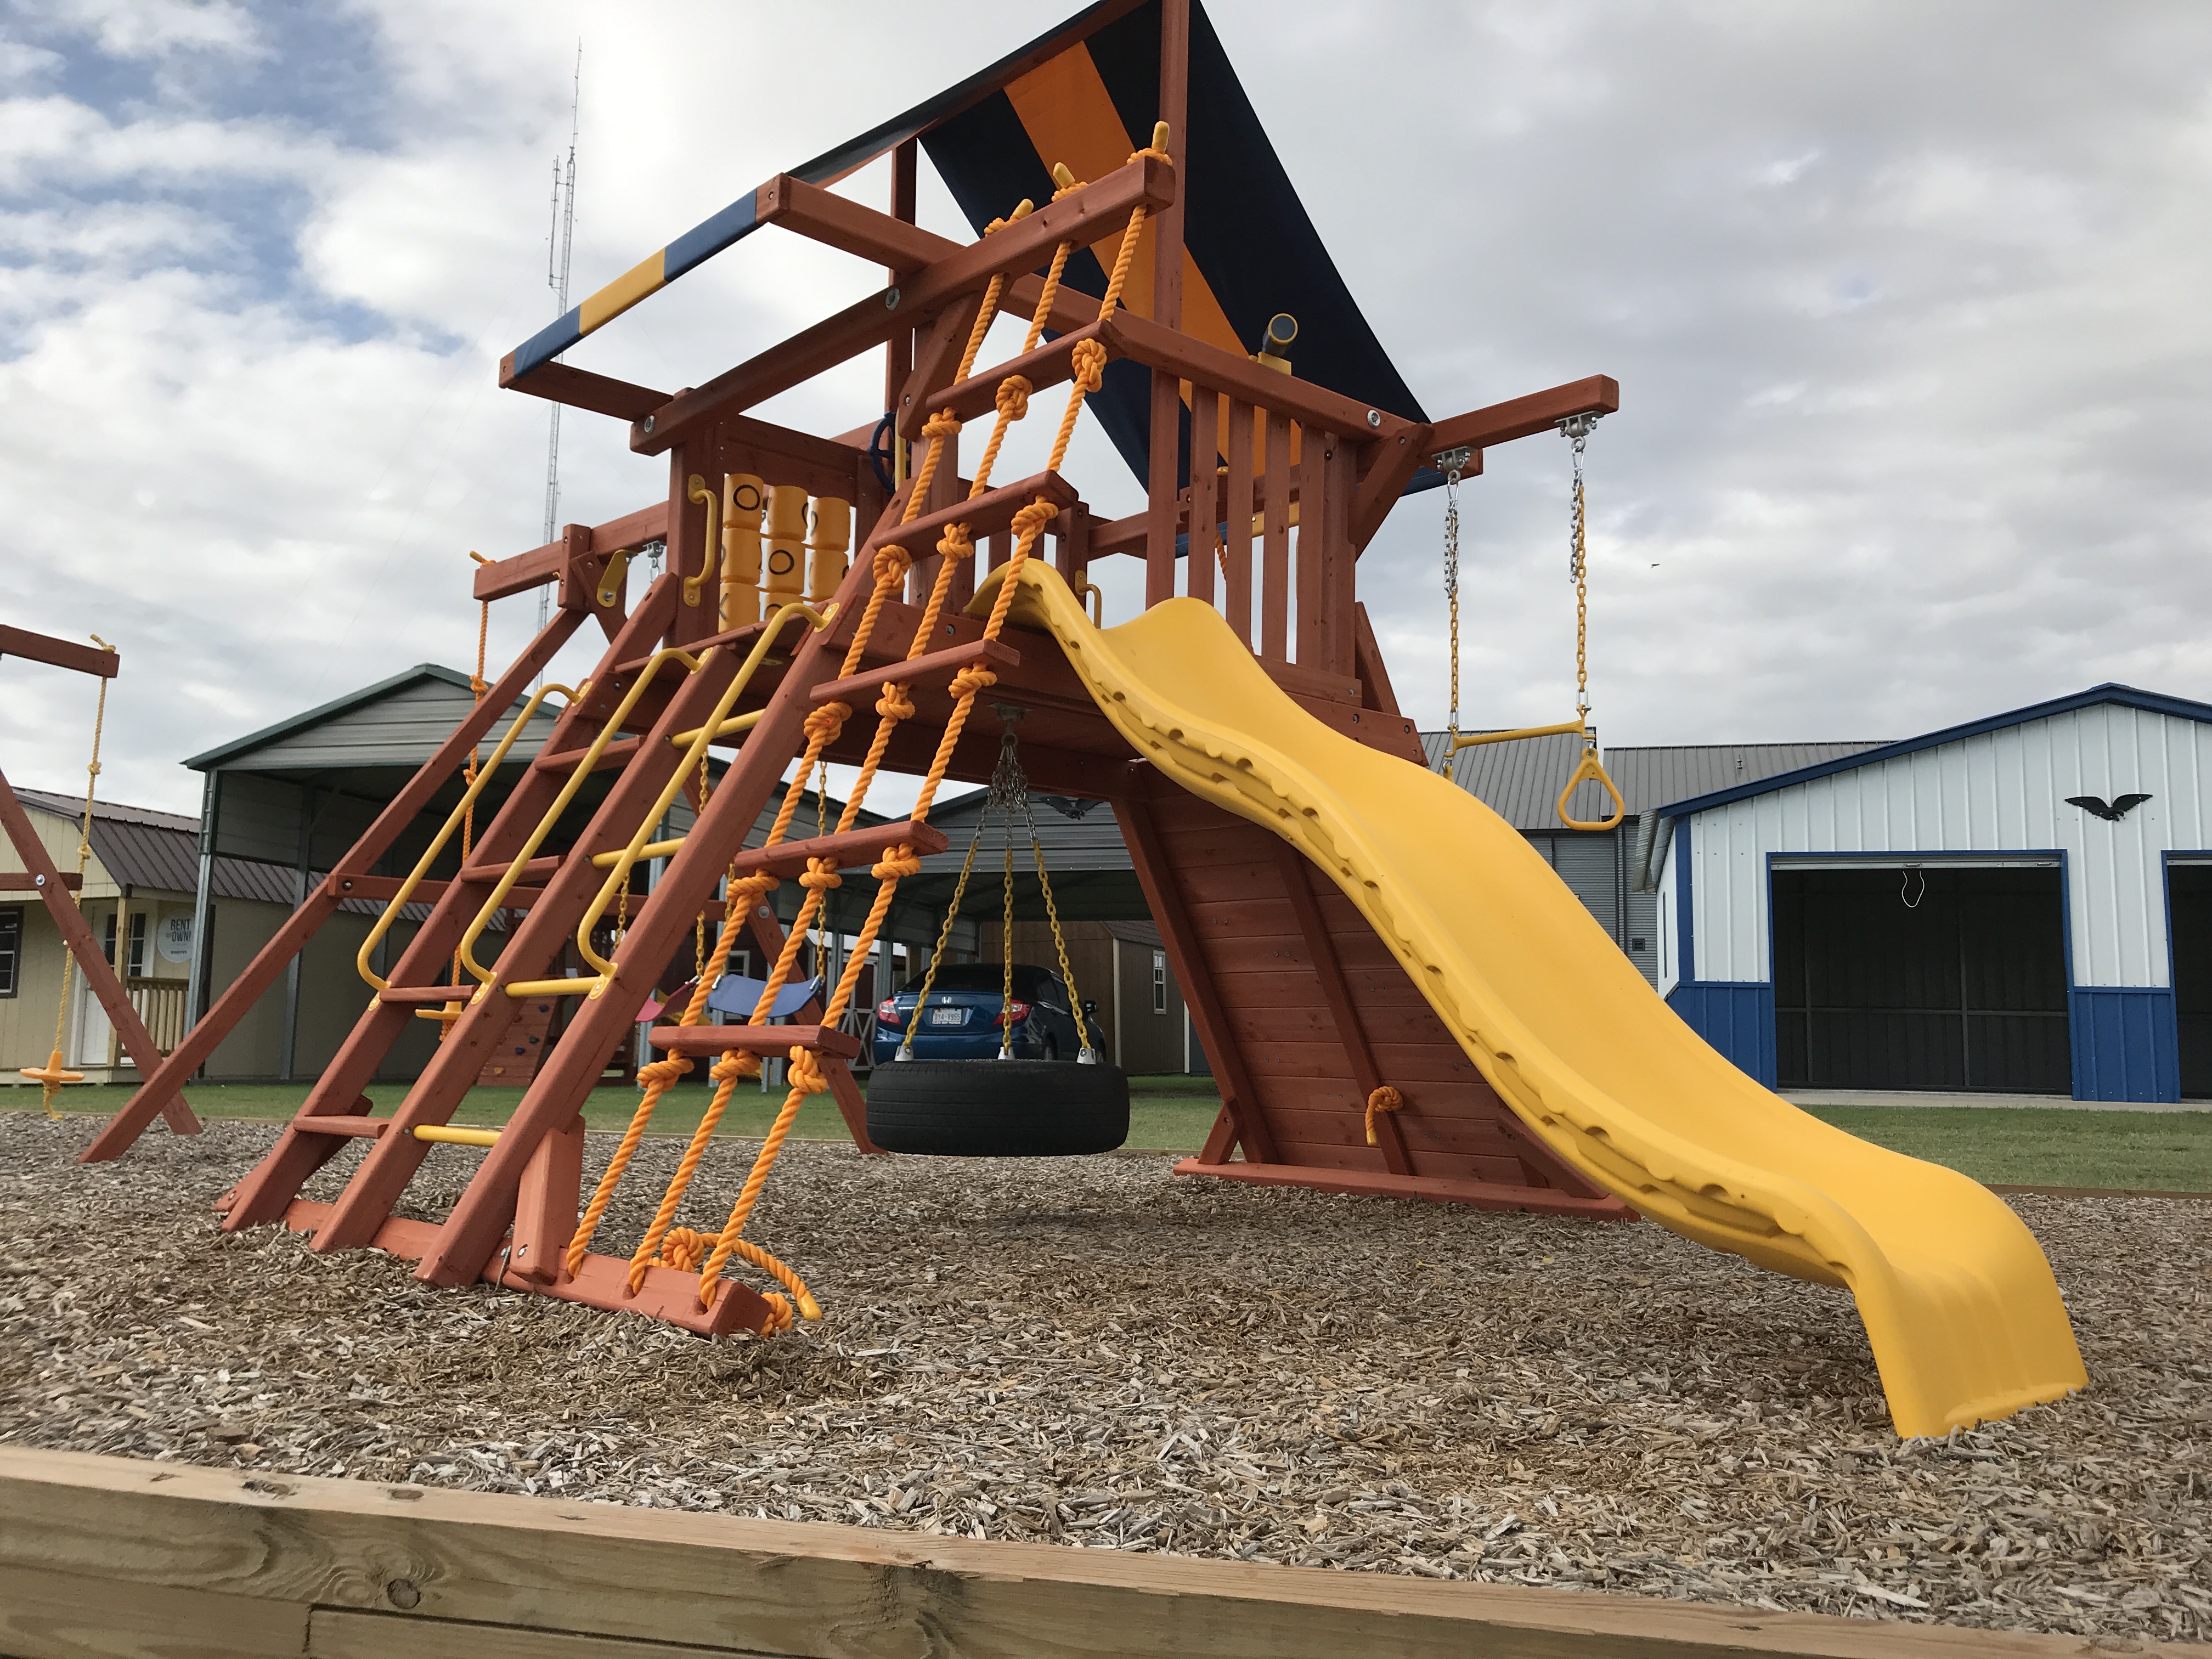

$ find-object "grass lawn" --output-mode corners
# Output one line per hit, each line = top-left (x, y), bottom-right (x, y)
(8, 1076), (1227, 1153)
(15, 1082), (2209, 1190)
(1801, 1105), (2212, 1192)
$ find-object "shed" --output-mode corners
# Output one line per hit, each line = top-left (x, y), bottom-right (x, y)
(1637, 684), (2212, 1103)
(1423, 731), (1887, 987)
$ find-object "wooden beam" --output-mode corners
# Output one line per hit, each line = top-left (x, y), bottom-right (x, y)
(0, 871), (78, 890)
(0, 624), (117, 679)
(1426, 375), (1621, 458)
(499, 359), (668, 421)
(1176, 1159), (1635, 1220)
(1348, 422), (1436, 553)
(922, 319), (1113, 425)
(1105, 312), (1418, 444)
(1268, 841), (1412, 1176)
(473, 502), (669, 603)
(634, 158), (1176, 456)
(0, 1444), (2117, 1658)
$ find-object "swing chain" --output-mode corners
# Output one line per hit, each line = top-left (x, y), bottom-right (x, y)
(1434, 445), (1472, 772)
(1559, 414), (1600, 721)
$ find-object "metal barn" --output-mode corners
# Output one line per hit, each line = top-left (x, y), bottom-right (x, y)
(1635, 684), (2212, 1103)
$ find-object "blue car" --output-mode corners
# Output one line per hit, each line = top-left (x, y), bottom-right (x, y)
(873, 962), (1090, 1063)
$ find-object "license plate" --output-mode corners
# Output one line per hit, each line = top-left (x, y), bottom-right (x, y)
(927, 1007), (967, 1026)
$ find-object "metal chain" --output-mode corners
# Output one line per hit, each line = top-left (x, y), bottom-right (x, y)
(1559, 415), (1600, 722)
(1434, 446), (1471, 774)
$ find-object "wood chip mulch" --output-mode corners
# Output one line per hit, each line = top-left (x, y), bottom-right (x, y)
(2, 1115), (2206, 1645)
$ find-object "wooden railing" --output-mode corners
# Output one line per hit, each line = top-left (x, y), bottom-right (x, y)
(125, 978), (186, 1056)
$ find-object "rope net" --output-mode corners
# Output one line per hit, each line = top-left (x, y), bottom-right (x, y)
(566, 131), (1169, 1327)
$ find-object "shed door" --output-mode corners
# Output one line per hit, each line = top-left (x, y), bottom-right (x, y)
(2170, 866), (2212, 1098)
(1773, 866), (2068, 1093)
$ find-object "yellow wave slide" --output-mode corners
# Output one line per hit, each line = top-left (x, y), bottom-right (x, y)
(978, 561), (2086, 1437)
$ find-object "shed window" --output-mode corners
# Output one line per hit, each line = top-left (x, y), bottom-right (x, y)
(0, 907), (18, 996)
(126, 912), (147, 977)
(1152, 949), (1167, 1014)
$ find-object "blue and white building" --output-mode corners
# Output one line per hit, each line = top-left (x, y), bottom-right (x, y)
(1635, 685), (2212, 1103)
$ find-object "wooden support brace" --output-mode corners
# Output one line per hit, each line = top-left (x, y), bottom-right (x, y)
(0, 766), (198, 1138)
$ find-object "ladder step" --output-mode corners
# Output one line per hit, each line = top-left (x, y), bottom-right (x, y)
(532, 735), (640, 775)
(379, 985), (481, 1006)
(812, 640), (1021, 707)
(648, 1024), (862, 1060)
(291, 1115), (389, 1139)
(728, 820), (950, 881)
(458, 853), (563, 883)
(859, 468), (1080, 560)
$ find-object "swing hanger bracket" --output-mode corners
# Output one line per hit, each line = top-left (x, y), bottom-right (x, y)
(1431, 444), (1474, 482)
(1557, 412), (1602, 443)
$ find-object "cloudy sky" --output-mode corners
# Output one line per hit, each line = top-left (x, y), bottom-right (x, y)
(4, 1), (2209, 814)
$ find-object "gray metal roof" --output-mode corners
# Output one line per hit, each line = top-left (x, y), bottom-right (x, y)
(186, 664), (564, 774)
(14, 788), (285, 902)
(1417, 732), (1892, 831)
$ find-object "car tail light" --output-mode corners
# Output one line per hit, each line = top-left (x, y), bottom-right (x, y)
(877, 998), (899, 1023)
(1001, 998), (1032, 1025)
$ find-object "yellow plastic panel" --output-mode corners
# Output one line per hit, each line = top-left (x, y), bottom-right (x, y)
(973, 560), (2087, 1439)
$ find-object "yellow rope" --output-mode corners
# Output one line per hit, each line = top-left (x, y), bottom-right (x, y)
(21, 637), (115, 1114)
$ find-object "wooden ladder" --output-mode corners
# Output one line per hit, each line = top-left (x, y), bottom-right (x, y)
(215, 478), (1039, 1335)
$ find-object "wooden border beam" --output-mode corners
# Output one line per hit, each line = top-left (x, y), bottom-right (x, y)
(472, 502), (668, 603)
(0, 1446), (2137, 1659)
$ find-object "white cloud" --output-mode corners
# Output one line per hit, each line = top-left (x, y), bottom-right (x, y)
(3, 0), (2211, 828)
(46, 0), (264, 60)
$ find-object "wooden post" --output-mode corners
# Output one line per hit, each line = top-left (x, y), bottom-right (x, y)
(1145, 370), (1181, 605)
(667, 441), (716, 647)
(882, 139), (917, 419)
(1223, 399), (1255, 646)
(1260, 411), (1291, 661)
(1295, 429), (1327, 668)
(508, 1114), (585, 1284)
(1154, 0), (1190, 334)
(1188, 392), (1218, 605)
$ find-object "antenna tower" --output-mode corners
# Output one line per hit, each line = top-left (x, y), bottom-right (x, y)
(537, 44), (581, 638)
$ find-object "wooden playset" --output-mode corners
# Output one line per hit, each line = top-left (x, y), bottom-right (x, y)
(74, 0), (2083, 1438)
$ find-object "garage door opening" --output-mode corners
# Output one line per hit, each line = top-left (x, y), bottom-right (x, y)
(1773, 865), (2069, 1093)
(2169, 865), (2212, 1099)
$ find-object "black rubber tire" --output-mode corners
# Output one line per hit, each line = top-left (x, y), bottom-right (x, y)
(866, 1058), (1130, 1156)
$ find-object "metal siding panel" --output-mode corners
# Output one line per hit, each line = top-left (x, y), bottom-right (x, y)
(2069, 985), (2180, 1103)
(1550, 832), (1619, 941)
(1657, 850), (1680, 995)
(1625, 887), (1658, 985)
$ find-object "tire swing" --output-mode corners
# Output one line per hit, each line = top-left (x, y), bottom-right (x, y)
(866, 712), (1130, 1156)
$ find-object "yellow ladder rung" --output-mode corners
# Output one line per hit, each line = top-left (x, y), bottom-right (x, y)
(413, 1125), (499, 1147)
(668, 707), (764, 748)
(501, 978), (607, 999)
(592, 838), (683, 868)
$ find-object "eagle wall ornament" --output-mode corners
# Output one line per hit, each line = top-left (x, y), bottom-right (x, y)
(2066, 793), (2153, 822)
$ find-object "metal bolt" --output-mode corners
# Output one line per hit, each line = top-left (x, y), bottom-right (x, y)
(1365, 409), (1382, 428)
(32, 873), (44, 887)
(386, 1578), (421, 1611)
(884, 287), (901, 309)
(640, 414), (656, 435)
